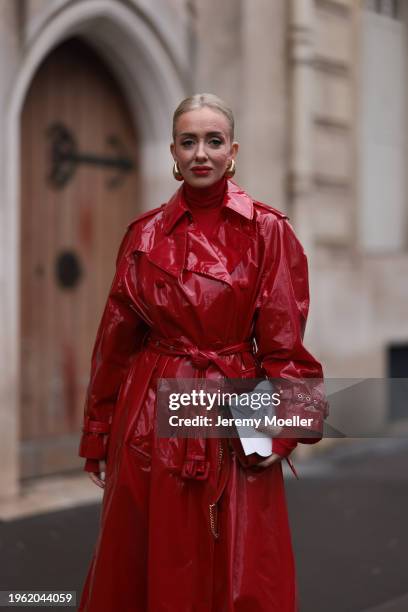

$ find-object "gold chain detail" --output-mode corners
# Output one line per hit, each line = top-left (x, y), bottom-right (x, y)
(209, 440), (224, 539)
(209, 502), (219, 539)
(218, 439), (224, 471)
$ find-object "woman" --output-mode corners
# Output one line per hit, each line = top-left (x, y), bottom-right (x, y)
(78, 93), (327, 612)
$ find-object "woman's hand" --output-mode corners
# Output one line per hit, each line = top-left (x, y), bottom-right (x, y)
(256, 452), (282, 469)
(88, 461), (107, 488)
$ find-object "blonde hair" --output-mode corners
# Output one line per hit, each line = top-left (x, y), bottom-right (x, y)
(172, 93), (235, 142)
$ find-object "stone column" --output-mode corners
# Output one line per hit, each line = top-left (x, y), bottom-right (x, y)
(0, 0), (24, 499)
(288, 0), (315, 253)
(239, 0), (288, 207)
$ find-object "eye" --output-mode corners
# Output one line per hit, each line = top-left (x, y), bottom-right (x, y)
(181, 139), (194, 147)
(209, 138), (223, 146)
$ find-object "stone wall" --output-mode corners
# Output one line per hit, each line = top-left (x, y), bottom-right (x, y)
(194, 0), (289, 207)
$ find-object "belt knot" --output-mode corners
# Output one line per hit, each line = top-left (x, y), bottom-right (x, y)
(190, 348), (213, 369)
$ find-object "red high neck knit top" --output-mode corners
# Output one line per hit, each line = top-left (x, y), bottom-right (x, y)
(182, 176), (227, 239)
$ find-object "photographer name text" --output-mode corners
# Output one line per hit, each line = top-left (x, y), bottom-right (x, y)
(168, 415), (314, 428)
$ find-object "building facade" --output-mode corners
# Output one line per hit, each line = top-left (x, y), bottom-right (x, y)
(0, 0), (406, 499)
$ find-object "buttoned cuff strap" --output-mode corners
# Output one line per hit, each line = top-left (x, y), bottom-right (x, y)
(82, 416), (111, 434)
(78, 417), (111, 460)
(272, 437), (298, 458)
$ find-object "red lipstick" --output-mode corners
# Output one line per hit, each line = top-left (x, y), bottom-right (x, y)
(191, 166), (212, 176)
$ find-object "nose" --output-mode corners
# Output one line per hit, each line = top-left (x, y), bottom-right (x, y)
(195, 140), (207, 161)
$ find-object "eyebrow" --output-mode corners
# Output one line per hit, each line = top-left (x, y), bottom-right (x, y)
(179, 131), (225, 138)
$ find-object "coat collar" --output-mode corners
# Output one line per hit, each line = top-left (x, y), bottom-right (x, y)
(132, 180), (256, 287)
(162, 179), (254, 235)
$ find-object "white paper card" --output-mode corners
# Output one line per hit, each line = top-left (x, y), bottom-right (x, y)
(229, 379), (275, 457)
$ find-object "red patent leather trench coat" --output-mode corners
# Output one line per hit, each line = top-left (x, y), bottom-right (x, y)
(78, 179), (327, 612)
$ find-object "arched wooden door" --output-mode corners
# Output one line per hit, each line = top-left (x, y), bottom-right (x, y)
(20, 37), (141, 478)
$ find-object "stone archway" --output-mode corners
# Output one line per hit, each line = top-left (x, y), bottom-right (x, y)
(2, 0), (186, 498)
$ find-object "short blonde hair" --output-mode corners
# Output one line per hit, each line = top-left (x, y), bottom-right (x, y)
(172, 93), (235, 142)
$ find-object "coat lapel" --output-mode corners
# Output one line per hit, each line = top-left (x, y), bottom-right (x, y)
(185, 228), (233, 285)
(145, 223), (187, 279)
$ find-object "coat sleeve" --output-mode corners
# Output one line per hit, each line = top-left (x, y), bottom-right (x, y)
(253, 215), (329, 458)
(78, 226), (149, 469)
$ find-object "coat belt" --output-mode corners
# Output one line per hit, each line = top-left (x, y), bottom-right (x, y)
(146, 334), (254, 481)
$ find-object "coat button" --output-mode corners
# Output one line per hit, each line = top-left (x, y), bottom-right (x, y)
(237, 279), (248, 289)
(155, 279), (166, 288)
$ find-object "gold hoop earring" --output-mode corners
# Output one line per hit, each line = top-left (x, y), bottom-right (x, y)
(224, 159), (236, 178)
(173, 161), (184, 181)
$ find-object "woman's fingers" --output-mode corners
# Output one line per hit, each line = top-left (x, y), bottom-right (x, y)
(88, 468), (106, 488)
(256, 453), (282, 469)
(253, 423), (283, 437)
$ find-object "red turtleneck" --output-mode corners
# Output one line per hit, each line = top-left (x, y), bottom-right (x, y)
(182, 175), (227, 239)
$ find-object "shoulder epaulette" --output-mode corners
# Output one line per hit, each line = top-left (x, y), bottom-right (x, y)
(253, 200), (289, 220)
(126, 203), (166, 229)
